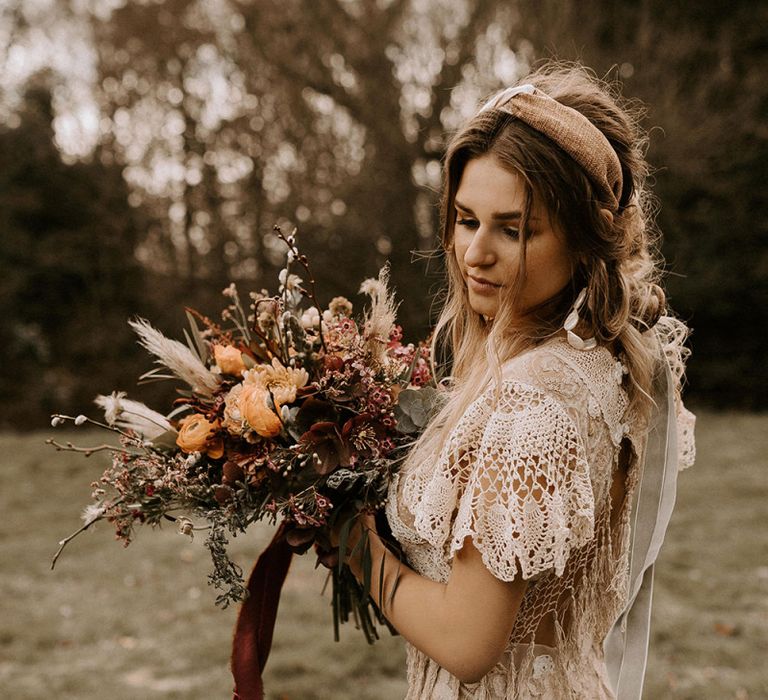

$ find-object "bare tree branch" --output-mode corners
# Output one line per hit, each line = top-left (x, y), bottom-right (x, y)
(416, 1), (501, 159)
(236, 0), (372, 126)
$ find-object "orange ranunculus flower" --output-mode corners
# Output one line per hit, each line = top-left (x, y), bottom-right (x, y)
(245, 357), (308, 405)
(177, 413), (224, 458)
(222, 384), (247, 436)
(206, 434), (224, 459)
(213, 344), (247, 376)
(240, 383), (282, 438)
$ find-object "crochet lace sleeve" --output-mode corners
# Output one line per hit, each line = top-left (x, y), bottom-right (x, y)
(656, 315), (696, 471)
(449, 382), (595, 582)
(676, 401), (696, 470)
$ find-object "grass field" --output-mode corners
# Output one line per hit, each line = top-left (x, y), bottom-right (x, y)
(1, 412), (766, 699)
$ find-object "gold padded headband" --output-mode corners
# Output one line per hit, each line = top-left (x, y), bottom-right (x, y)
(479, 84), (623, 211)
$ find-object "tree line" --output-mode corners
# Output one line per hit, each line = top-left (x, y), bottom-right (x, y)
(1, 0), (766, 428)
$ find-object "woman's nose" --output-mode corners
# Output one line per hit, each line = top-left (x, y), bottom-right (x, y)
(463, 227), (496, 268)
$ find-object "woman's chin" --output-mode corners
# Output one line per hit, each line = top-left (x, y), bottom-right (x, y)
(468, 299), (498, 319)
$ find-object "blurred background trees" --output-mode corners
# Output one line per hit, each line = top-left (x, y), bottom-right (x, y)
(0, 79), (149, 424)
(1, 0), (765, 428)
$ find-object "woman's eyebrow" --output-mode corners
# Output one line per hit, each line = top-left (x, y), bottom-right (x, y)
(454, 200), (531, 220)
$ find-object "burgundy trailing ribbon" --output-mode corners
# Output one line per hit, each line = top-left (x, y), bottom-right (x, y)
(231, 522), (293, 700)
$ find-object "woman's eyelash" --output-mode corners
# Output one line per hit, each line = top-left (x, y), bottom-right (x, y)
(456, 216), (521, 238)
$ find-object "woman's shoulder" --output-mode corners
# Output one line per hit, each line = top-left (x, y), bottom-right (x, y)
(502, 335), (625, 389)
(498, 336), (629, 434)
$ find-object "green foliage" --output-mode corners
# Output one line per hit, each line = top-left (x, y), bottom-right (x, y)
(394, 386), (441, 434)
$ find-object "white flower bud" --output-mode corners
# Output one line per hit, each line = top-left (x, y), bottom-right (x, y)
(51, 416), (64, 427)
(74, 415), (87, 426)
(301, 306), (320, 330)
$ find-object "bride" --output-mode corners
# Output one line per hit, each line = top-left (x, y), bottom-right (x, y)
(339, 62), (695, 699)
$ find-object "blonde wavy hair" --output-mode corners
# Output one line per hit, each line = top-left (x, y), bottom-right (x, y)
(405, 61), (690, 472)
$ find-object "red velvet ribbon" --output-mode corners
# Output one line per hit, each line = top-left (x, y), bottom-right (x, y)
(231, 522), (294, 700)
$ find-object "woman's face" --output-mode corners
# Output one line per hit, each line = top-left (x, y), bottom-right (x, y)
(452, 154), (572, 320)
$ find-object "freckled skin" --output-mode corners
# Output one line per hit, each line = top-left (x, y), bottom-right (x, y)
(453, 154), (573, 319)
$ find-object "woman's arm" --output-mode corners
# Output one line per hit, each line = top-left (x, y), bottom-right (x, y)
(346, 515), (529, 683)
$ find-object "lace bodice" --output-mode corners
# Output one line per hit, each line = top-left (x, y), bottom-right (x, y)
(385, 336), (695, 699)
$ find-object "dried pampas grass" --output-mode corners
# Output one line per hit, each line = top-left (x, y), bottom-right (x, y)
(129, 318), (220, 397)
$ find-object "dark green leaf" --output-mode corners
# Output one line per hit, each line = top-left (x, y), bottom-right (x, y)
(185, 310), (210, 363)
(361, 530), (372, 603)
(148, 429), (179, 450)
(337, 516), (353, 577)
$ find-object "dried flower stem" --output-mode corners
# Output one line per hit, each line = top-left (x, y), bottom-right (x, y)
(51, 413), (143, 443)
(251, 297), (284, 360)
(273, 225), (327, 353)
(185, 307), (227, 338)
(187, 306), (248, 352)
(225, 288), (252, 344)
(51, 497), (123, 570)
(45, 439), (144, 458)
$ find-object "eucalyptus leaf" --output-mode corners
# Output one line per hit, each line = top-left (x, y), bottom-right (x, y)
(394, 408), (418, 434)
(396, 387), (440, 430)
(410, 403), (427, 425)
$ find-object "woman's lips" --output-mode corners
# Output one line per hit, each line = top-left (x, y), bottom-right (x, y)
(467, 274), (502, 295)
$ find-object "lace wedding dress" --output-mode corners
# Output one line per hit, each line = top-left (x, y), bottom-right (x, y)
(385, 333), (695, 699)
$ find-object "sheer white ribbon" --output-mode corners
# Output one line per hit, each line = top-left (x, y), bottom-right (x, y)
(603, 342), (680, 698)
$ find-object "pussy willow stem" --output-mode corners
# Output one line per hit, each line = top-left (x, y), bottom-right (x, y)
(51, 413), (142, 443)
(250, 298), (284, 359)
(273, 225), (328, 353)
(45, 439), (144, 458)
(51, 521), (97, 569)
(50, 496), (124, 570)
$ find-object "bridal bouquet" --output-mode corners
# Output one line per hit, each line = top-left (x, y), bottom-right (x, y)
(49, 227), (437, 657)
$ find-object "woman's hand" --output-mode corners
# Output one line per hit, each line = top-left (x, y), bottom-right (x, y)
(329, 511), (525, 683)
(328, 511), (378, 577)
